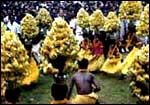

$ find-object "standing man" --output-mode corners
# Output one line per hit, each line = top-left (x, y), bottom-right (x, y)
(67, 58), (100, 104)
(6, 14), (20, 35)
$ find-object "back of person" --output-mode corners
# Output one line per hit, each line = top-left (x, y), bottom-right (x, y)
(67, 58), (100, 104)
(73, 72), (93, 94)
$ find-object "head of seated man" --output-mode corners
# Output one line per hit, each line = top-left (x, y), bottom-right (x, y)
(78, 58), (89, 70)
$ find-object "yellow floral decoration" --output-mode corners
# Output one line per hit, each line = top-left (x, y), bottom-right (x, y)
(89, 9), (105, 31)
(40, 17), (79, 73)
(21, 13), (39, 40)
(36, 8), (53, 26)
(136, 4), (149, 37)
(119, 1), (143, 20)
(76, 8), (89, 29)
(103, 11), (120, 31)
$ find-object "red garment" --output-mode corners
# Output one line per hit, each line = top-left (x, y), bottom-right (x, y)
(92, 41), (103, 56)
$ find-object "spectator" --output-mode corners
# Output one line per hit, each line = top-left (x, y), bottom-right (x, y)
(6, 14), (20, 35)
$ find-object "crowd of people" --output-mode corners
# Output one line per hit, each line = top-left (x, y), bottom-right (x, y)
(1, 1), (121, 24)
(1, 1), (148, 24)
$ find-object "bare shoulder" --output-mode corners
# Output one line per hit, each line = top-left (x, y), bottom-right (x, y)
(88, 72), (94, 76)
(87, 72), (95, 79)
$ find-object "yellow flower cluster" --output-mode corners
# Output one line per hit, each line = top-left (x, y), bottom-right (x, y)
(140, 4), (149, 24)
(137, 44), (149, 64)
(49, 17), (74, 40)
(1, 22), (6, 36)
(103, 12), (120, 31)
(76, 8), (89, 29)
(64, 59), (78, 72)
(129, 44), (149, 103)
(89, 9), (104, 31)
(1, 31), (30, 85)
(36, 8), (53, 26)
(40, 17), (79, 73)
(136, 4), (149, 37)
(21, 13), (39, 40)
(119, 1), (143, 20)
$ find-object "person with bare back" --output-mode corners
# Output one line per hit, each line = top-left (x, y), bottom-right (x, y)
(67, 58), (100, 104)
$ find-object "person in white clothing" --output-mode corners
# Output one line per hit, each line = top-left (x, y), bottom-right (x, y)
(6, 15), (20, 35)
(119, 20), (128, 53)
(75, 25), (84, 45)
(69, 18), (83, 45)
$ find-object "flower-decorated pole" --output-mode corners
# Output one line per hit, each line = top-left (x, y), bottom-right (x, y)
(89, 9), (105, 34)
(136, 4), (149, 38)
(36, 8), (53, 38)
(36, 8), (53, 27)
(40, 17), (79, 74)
(1, 31), (30, 103)
(103, 11), (120, 32)
(119, 1), (143, 35)
(20, 13), (39, 44)
(129, 44), (149, 104)
(119, 1), (143, 21)
(76, 8), (89, 38)
(103, 11), (120, 44)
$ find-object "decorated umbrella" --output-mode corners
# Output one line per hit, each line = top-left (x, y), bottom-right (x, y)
(119, 1), (143, 34)
(1, 31), (30, 103)
(36, 8), (53, 41)
(89, 9), (105, 35)
(136, 4), (149, 38)
(20, 13), (39, 50)
(40, 17), (79, 74)
(76, 8), (90, 38)
(129, 44), (149, 104)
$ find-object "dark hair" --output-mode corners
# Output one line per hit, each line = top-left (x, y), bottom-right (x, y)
(78, 58), (88, 69)
(50, 55), (67, 73)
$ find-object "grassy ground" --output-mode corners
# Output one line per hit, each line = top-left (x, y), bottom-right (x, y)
(17, 71), (137, 104)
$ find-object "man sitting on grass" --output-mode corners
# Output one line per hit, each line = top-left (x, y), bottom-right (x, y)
(67, 58), (101, 104)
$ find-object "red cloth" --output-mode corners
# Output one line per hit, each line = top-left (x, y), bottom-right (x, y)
(92, 41), (103, 56)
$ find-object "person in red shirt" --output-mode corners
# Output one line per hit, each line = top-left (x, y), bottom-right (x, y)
(91, 38), (104, 56)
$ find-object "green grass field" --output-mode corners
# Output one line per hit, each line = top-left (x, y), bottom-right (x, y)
(17, 72), (137, 104)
